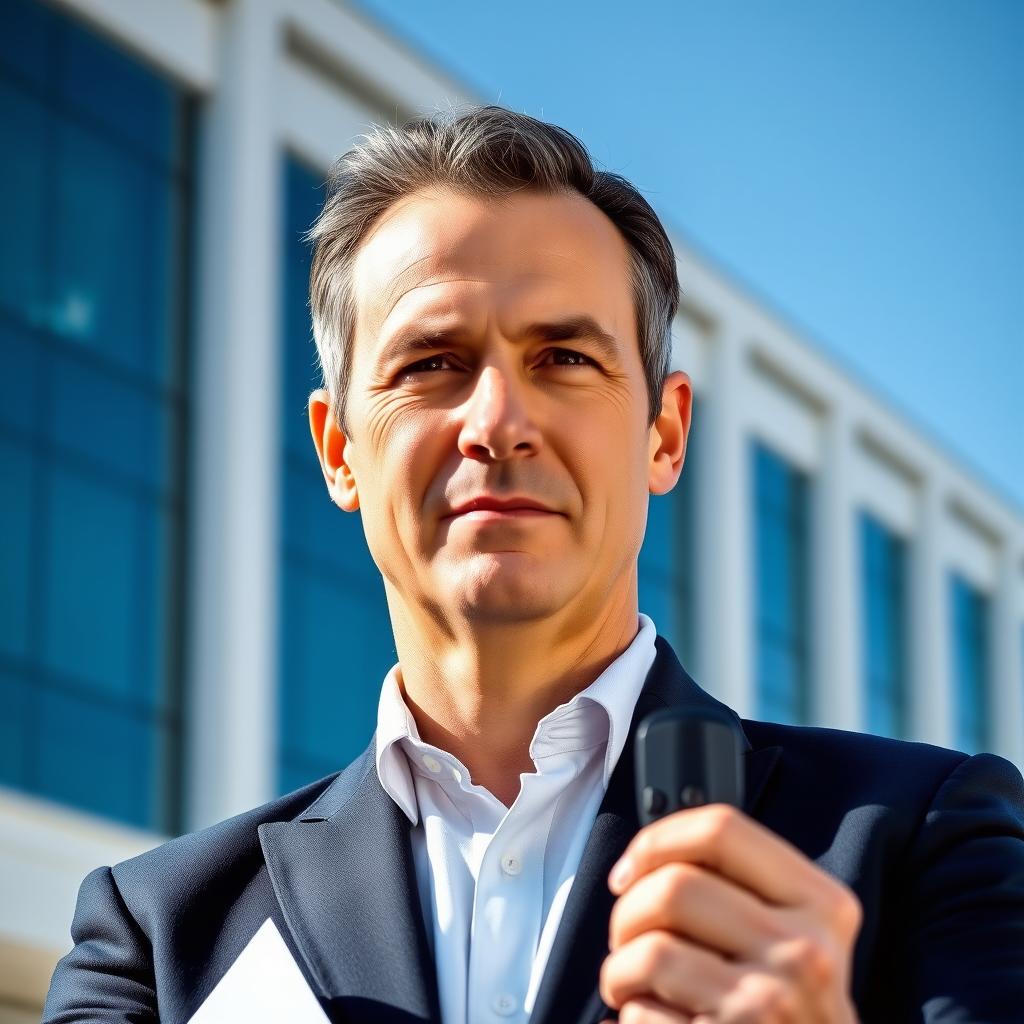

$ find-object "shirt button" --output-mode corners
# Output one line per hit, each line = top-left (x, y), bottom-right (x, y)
(500, 853), (522, 876)
(422, 754), (442, 774)
(492, 993), (517, 1016)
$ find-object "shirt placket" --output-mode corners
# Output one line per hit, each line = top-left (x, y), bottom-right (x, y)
(465, 762), (573, 1024)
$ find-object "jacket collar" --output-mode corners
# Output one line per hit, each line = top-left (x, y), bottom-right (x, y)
(259, 635), (781, 1024)
(259, 753), (441, 1024)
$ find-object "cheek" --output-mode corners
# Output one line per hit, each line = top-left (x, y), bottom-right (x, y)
(360, 405), (449, 532)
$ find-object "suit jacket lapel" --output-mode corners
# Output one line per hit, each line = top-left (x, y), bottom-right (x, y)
(529, 637), (782, 1024)
(259, 750), (441, 1024)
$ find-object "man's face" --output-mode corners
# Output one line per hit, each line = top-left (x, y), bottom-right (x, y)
(320, 186), (686, 627)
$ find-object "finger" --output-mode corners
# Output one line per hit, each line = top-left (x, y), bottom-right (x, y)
(714, 970), (802, 1023)
(609, 860), (789, 960)
(610, 804), (834, 907)
(618, 996), (694, 1023)
(600, 928), (743, 1014)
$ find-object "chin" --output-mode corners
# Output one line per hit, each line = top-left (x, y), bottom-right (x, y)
(447, 552), (572, 623)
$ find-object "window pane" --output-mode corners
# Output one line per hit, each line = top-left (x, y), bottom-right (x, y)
(860, 513), (908, 738)
(49, 347), (175, 494)
(42, 467), (139, 700)
(0, 670), (31, 787)
(283, 463), (380, 583)
(35, 687), (161, 829)
(0, 79), (48, 326)
(279, 562), (392, 777)
(638, 572), (677, 650)
(752, 441), (811, 724)
(52, 121), (175, 384)
(638, 395), (700, 669)
(0, 320), (39, 436)
(950, 574), (989, 753)
(61, 15), (181, 169)
(0, 438), (34, 660)
(0, 0), (58, 92)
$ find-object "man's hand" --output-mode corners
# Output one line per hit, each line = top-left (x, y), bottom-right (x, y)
(599, 805), (862, 1023)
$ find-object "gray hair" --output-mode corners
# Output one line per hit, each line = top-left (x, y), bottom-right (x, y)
(306, 104), (679, 432)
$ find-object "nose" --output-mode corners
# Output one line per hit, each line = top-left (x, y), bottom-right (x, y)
(457, 364), (543, 462)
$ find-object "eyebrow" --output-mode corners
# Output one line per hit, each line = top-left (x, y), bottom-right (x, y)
(378, 314), (623, 366)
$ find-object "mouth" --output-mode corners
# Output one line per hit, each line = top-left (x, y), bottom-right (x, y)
(441, 496), (561, 521)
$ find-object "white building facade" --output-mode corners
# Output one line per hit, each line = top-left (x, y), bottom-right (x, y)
(1, 1), (1022, 1020)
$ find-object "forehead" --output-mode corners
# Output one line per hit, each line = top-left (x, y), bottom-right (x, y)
(350, 187), (636, 351)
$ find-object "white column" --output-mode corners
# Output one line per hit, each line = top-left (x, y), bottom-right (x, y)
(909, 478), (953, 747)
(814, 409), (860, 731)
(697, 328), (753, 717)
(186, 0), (284, 829)
(991, 544), (1024, 770)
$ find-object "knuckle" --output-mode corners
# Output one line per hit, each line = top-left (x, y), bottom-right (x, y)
(777, 935), (834, 988)
(702, 803), (738, 846)
(631, 827), (656, 862)
(660, 860), (699, 902)
(729, 973), (799, 1023)
(635, 929), (676, 979)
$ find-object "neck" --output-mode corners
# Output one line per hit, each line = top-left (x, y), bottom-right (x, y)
(388, 586), (640, 808)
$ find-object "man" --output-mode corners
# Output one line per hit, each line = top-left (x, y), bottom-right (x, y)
(44, 105), (1024, 1024)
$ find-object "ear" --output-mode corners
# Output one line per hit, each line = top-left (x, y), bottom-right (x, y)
(308, 389), (360, 512)
(648, 370), (692, 496)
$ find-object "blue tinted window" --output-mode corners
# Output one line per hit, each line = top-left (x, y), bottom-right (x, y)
(277, 157), (392, 791)
(35, 687), (163, 828)
(950, 573), (990, 753)
(860, 513), (908, 737)
(0, 79), (47, 324)
(752, 441), (811, 724)
(61, 17), (182, 168)
(638, 398), (700, 670)
(50, 348), (176, 494)
(0, 670), (31, 787)
(0, 321), (38, 436)
(0, 0), (57, 92)
(0, 439), (35, 660)
(53, 122), (175, 383)
(0, 0), (188, 832)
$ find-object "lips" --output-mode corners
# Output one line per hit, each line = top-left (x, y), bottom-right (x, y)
(442, 496), (559, 519)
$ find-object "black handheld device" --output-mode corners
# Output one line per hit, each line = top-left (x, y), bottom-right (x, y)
(634, 707), (745, 825)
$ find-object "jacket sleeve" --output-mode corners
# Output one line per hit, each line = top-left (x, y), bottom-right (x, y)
(41, 865), (158, 1023)
(899, 751), (1024, 1022)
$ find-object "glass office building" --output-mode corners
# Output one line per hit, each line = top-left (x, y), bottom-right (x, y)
(1, 2), (1021, 1017)
(0, 0), (190, 834)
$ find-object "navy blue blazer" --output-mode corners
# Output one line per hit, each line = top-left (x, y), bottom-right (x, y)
(43, 637), (1024, 1023)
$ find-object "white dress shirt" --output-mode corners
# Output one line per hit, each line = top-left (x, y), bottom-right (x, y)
(374, 614), (658, 1024)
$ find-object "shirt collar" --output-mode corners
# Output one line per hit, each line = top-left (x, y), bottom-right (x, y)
(374, 614), (659, 825)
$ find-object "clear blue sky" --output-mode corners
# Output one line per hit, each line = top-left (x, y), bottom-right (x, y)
(350, 0), (1023, 510)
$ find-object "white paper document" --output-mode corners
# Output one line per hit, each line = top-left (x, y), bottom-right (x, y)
(188, 917), (330, 1023)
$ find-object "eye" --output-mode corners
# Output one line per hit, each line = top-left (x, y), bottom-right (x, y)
(398, 353), (458, 378)
(541, 347), (598, 368)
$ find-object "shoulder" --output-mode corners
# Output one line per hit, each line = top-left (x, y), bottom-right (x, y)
(741, 718), (1022, 812)
(110, 748), (373, 899)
